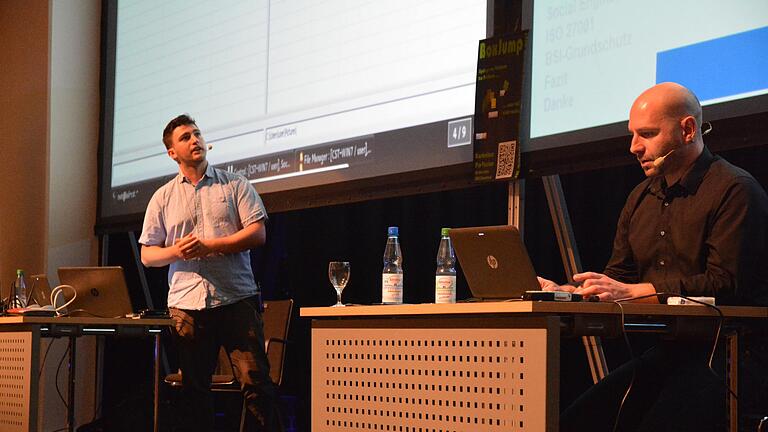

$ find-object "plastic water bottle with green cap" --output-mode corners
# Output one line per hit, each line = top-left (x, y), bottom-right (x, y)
(435, 228), (456, 304)
(12, 269), (28, 308)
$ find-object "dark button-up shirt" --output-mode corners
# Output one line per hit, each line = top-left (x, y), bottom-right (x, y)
(604, 147), (768, 305)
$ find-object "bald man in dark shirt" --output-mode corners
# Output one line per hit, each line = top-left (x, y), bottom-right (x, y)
(540, 82), (768, 431)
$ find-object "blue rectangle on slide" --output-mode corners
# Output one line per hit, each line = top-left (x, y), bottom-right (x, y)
(656, 26), (768, 101)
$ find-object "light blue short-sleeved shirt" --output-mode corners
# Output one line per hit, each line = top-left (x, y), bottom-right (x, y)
(139, 164), (268, 310)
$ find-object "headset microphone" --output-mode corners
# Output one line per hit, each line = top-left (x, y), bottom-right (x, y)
(652, 149), (675, 168)
(207, 144), (213, 150)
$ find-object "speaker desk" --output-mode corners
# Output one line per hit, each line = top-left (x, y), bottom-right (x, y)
(302, 301), (768, 432)
(0, 315), (171, 432)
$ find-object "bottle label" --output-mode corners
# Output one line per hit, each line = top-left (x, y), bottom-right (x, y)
(382, 273), (403, 304)
(435, 275), (456, 304)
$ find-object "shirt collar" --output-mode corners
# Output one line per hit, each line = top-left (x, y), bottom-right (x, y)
(647, 146), (715, 197)
(176, 163), (215, 184)
(678, 146), (715, 194)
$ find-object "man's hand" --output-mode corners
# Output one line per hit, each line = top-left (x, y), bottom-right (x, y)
(572, 272), (657, 302)
(175, 233), (214, 260)
(537, 276), (577, 293)
(172, 233), (194, 260)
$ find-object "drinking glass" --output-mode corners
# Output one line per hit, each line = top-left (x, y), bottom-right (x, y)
(328, 261), (350, 307)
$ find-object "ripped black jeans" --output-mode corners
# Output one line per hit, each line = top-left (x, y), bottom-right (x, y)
(169, 296), (281, 432)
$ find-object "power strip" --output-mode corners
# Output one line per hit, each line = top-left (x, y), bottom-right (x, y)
(667, 296), (716, 305)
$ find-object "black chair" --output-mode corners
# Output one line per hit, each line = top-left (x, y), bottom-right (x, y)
(163, 299), (294, 431)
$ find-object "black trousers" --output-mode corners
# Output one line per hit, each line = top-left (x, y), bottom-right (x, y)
(169, 297), (281, 432)
(561, 340), (727, 432)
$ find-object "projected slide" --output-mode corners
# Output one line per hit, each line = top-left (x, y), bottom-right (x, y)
(107, 0), (486, 216)
(530, 0), (768, 147)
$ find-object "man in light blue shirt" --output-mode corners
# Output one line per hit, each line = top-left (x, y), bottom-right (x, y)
(139, 114), (279, 431)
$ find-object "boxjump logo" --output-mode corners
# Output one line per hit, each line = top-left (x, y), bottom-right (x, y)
(479, 37), (525, 60)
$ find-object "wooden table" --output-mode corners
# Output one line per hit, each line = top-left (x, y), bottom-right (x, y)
(302, 301), (767, 432)
(0, 316), (171, 432)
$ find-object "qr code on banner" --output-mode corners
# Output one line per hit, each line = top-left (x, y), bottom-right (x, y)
(495, 140), (517, 179)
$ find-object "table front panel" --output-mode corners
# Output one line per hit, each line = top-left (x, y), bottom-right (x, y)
(0, 332), (34, 432)
(312, 327), (552, 432)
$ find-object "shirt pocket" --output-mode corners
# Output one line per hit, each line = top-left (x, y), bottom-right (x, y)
(208, 188), (233, 228)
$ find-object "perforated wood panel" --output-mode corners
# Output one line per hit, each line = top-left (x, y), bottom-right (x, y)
(0, 332), (33, 432)
(312, 327), (552, 431)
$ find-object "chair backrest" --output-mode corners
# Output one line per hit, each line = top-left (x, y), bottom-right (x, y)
(262, 299), (293, 387)
(214, 299), (293, 385)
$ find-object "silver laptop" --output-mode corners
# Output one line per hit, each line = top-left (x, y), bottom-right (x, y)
(29, 274), (52, 307)
(57, 266), (134, 318)
(449, 225), (540, 300)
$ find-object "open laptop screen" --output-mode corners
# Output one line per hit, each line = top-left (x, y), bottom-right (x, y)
(449, 225), (540, 300)
(57, 266), (134, 318)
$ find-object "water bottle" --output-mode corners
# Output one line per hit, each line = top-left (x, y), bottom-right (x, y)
(382, 226), (403, 304)
(13, 269), (28, 308)
(435, 228), (456, 304)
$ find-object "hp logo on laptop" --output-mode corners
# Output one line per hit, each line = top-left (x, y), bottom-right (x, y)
(486, 255), (499, 269)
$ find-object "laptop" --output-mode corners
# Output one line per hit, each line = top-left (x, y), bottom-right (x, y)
(449, 225), (541, 300)
(28, 274), (53, 307)
(4, 274), (57, 316)
(57, 266), (135, 318)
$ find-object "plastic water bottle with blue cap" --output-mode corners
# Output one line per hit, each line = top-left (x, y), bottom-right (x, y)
(382, 226), (403, 304)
